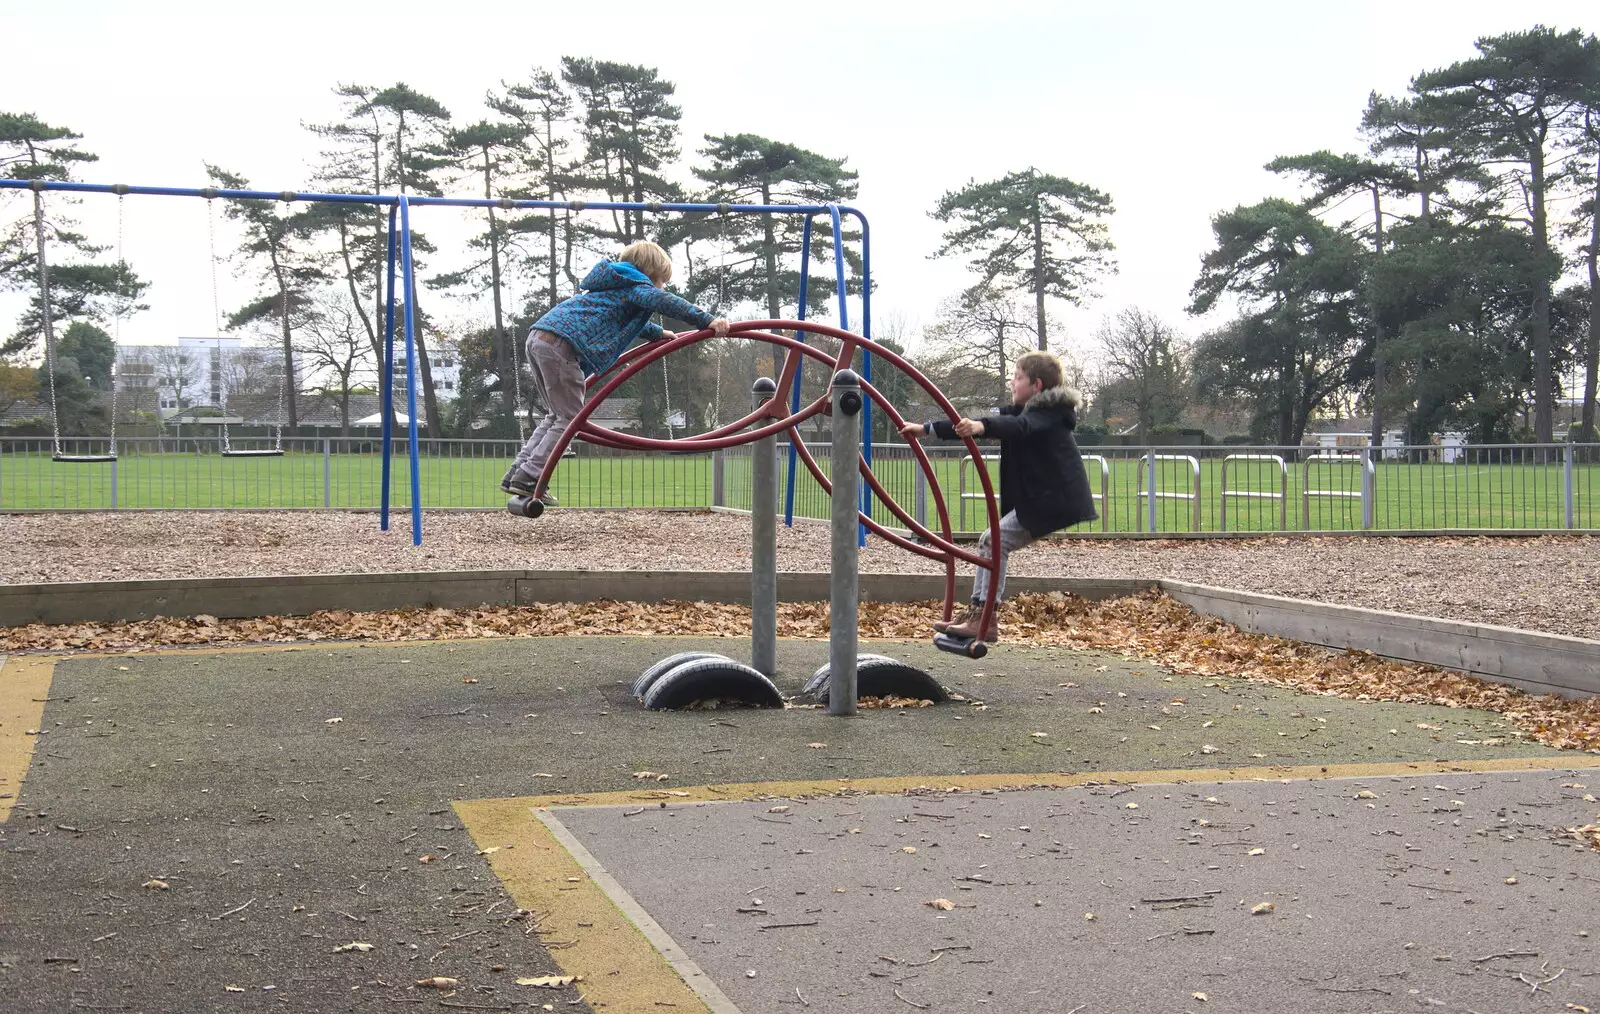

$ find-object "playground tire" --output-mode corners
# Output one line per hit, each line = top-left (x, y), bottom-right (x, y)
(802, 654), (897, 698)
(806, 656), (947, 705)
(641, 659), (784, 711)
(633, 651), (732, 698)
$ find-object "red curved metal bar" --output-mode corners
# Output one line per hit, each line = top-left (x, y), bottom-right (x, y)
(554, 330), (836, 455)
(786, 419), (992, 570)
(532, 318), (1004, 635)
(784, 437), (951, 564)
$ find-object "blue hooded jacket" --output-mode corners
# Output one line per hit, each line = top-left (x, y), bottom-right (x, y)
(532, 260), (715, 377)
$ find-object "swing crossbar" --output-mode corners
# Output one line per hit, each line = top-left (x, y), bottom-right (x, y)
(3, 179), (873, 551)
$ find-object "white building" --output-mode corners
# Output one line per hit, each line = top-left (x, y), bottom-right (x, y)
(391, 339), (461, 401)
(117, 337), (294, 420)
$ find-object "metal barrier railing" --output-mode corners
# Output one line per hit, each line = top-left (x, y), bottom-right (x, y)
(3, 437), (1598, 534)
(1303, 451), (1374, 530)
(1219, 453), (1288, 531)
(1082, 454), (1110, 532)
(1135, 452), (1201, 532)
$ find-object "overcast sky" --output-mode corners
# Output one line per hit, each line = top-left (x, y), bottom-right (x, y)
(3, 0), (1595, 371)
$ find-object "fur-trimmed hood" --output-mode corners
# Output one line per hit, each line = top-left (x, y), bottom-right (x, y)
(1023, 385), (1082, 412)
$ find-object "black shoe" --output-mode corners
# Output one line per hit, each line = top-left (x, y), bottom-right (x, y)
(503, 471), (538, 496)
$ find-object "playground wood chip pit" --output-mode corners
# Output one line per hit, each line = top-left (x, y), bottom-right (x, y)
(2, 590), (1596, 758)
(1, 511), (1597, 640)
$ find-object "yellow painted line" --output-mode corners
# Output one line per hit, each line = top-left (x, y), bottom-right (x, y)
(510, 754), (1600, 811)
(0, 654), (58, 822)
(454, 798), (714, 1014)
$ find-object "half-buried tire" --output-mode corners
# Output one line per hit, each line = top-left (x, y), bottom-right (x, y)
(802, 654), (897, 699)
(805, 656), (948, 706)
(633, 651), (733, 699)
(641, 658), (785, 711)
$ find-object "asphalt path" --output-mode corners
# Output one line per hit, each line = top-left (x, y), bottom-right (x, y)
(0, 635), (1595, 1013)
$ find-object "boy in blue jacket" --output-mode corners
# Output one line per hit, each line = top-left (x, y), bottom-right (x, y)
(502, 240), (730, 501)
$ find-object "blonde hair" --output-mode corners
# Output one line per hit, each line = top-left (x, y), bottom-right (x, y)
(1015, 350), (1063, 390)
(618, 240), (673, 285)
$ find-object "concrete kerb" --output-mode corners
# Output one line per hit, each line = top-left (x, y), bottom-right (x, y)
(1, 569), (1595, 699)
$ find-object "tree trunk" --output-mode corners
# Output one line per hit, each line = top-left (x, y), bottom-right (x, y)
(1031, 192), (1047, 350)
(340, 385), (350, 438)
(562, 209), (578, 292)
(1583, 142), (1599, 443)
(544, 117), (560, 308)
(370, 121), (396, 438)
(1529, 146), (1554, 444)
(761, 183), (782, 377)
(1368, 184), (1387, 451)
(1276, 360), (1295, 447)
(31, 188), (58, 390)
(394, 109), (442, 437)
(995, 322), (1007, 389)
(483, 149), (516, 425)
(271, 257), (300, 429)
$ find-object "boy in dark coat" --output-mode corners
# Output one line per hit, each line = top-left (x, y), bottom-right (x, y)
(900, 350), (1098, 643)
(502, 240), (729, 501)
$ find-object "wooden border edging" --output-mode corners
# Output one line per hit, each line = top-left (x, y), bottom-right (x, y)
(0, 571), (1157, 628)
(1, 570), (1593, 699)
(1158, 580), (1599, 699)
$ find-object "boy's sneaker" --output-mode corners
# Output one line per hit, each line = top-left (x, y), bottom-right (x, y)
(536, 490), (559, 506)
(501, 470), (538, 496)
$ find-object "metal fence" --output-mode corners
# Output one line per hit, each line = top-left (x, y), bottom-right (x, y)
(3, 437), (1597, 533)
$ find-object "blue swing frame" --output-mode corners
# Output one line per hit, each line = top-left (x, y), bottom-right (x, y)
(2, 179), (875, 546)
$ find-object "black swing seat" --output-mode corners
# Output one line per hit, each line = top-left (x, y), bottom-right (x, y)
(933, 632), (988, 659)
(52, 453), (118, 463)
(221, 449), (285, 457)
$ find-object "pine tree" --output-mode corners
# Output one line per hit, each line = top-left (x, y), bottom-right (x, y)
(1189, 199), (1366, 445)
(930, 168), (1115, 350)
(435, 119), (529, 427)
(491, 69), (578, 305)
(560, 58), (682, 244)
(206, 166), (325, 430)
(1267, 150), (1413, 445)
(0, 112), (105, 362)
(1412, 26), (1600, 442)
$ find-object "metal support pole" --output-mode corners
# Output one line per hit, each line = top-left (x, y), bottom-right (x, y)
(784, 216), (813, 528)
(379, 204), (398, 531)
(751, 378), (778, 679)
(398, 197), (423, 546)
(109, 458), (118, 510)
(1565, 443), (1576, 530)
(712, 450), (725, 508)
(913, 464), (927, 529)
(323, 438), (332, 509)
(829, 369), (862, 717)
(1146, 448), (1158, 533)
(828, 204), (870, 545)
(1361, 447), (1375, 530)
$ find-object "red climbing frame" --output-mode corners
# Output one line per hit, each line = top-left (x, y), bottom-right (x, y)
(531, 319), (1004, 638)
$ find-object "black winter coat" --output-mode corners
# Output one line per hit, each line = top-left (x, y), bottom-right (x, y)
(932, 385), (1098, 537)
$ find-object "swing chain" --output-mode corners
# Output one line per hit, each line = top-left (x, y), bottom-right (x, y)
(35, 188), (62, 457)
(107, 194), (124, 456)
(208, 199), (234, 455)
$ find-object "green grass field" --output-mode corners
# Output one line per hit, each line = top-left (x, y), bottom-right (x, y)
(2, 447), (1595, 532)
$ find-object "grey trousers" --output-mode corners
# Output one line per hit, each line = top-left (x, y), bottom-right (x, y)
(511, 331), (587, 479)
(970, 510), (1037, 605)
